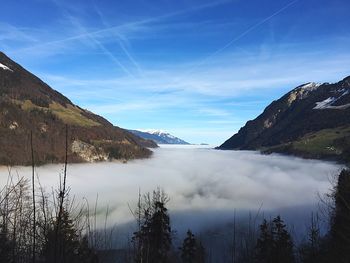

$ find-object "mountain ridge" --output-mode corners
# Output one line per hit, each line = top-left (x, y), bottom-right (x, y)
(0, 52), (157, 165)
(218, 75), (350, 163)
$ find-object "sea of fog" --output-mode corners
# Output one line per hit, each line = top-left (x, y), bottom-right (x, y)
(0, 145), (342, 242)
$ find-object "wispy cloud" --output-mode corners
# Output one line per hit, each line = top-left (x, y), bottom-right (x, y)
(8, 0), (232, 59)
(92, 0), (144, 76)
(41, 50), (350, 112)
(0, 23), (39, 43)
(175, 0), (300, 80)
(50, 1), (138, 77)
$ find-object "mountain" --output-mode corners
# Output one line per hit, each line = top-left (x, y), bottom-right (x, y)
(218, 76), (350, 163)
(128, 129), (190, 145)
(0, 52), (157, 165)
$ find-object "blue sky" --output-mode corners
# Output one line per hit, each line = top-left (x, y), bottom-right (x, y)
(1, 0), (350, 145)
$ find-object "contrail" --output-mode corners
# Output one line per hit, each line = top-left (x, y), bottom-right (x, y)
(14, 0), (232, 56)
(117, 38), (143, 76)
(93, 0), (143, 76)
(50, 0), (136, 78)
(89, 36), (136, 78)
(177, 0), (300, 80)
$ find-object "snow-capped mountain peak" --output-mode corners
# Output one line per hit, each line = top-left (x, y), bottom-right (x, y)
(129, 129), (190, 145)
(143, 129), (168, 135)
(141, 129), (178, 139)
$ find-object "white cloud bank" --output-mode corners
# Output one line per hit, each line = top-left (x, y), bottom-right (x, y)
(0, 146), (341, 231)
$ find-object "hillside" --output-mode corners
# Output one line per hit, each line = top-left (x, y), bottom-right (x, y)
(0, 52), (157, 165)
(128, 129), (190, 145)
(218, 76), (350, 163)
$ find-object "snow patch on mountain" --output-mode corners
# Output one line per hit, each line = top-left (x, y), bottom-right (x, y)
(0, 62), (13, 72)
(314, 89), (350, 110)
(298, 82), (321, 91)
(314, 97), (337, 109)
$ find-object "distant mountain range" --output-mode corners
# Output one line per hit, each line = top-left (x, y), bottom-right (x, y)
(219, 76), (350, 163)
(129, 129), (190, 145)
(0, 52), (157, 165)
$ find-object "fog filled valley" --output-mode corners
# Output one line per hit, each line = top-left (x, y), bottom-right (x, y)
(0, 145), (346, 262)
(0, 146), (340, 228)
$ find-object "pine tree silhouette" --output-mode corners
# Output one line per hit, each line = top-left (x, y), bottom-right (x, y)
(133, 189), (172, 263)
(42, 209), (98, 263)
(329, 169), (350, 263)
(180, 230), (205, 263)
(255, 219), (273, 263)
(255, 216), (294, 263)
(181, 230), (196, 263)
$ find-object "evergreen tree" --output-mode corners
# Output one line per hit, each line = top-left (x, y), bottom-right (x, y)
(255, 216), (294, 263)
(299, 213), (325, 263)
(255, 219), (273, 263)
(272, 216), (294, 263)
(181, 230), (197, 263)
(146, 201), (172, 262)
(78, 236), (100, 263)
(133, 189), (172, 263)
(42, 209), (98, 263)
(329, 169), (350, 263)
(42, 209), (78, 263)
(180, 230), (205, 263)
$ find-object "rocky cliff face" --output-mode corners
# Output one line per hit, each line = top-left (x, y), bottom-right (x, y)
(0, 52), (157, 165)
(219, 76), (350, 163)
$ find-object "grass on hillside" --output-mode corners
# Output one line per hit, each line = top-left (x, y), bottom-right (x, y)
(262, 126), (350, 162)
(49, 102), (100, 127)
(16, 99), (100, 127)
(293, 126), (350, 155)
